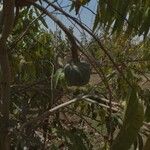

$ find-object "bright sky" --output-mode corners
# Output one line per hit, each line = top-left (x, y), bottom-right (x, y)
(44, 0), (97, 40)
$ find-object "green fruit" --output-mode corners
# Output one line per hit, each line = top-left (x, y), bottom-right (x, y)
(64, 61), (91, 86)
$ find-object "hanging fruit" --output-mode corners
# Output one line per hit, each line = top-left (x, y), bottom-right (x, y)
(62, 28), (91, 86)
(64, 60), (90, 86)
(64, 32), (91, 86)
(45, 14), (91, 86)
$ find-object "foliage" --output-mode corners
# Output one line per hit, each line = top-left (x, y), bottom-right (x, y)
(111, 89), (144, 150)
(72, 0), (150, 38)
(0, 0), (150, 150)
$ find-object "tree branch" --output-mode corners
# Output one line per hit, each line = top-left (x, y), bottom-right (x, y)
(0, 0), (15, 149)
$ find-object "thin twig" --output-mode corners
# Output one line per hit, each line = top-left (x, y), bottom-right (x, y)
(21, 95), (87, 130)
(83, 98), (118, 113)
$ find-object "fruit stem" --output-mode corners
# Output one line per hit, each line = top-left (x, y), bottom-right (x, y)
(71, 43), (79, 63)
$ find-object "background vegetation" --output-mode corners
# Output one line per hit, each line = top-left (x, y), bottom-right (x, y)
(0, 0), (150, 149)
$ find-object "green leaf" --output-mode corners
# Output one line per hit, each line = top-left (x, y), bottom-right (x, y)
(39, 16), (48, 29)
(138, 134), (144, 150)
(94, 0), (150, 38)
(143, 135), (150, 150)
(53, 68), (65, 88)
(71, 0), (91, 14)
(111, 89), (144, 150)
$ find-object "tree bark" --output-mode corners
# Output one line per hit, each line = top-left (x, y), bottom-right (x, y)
(0, 0), (15, 149)
(0, 46), (11, 150)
